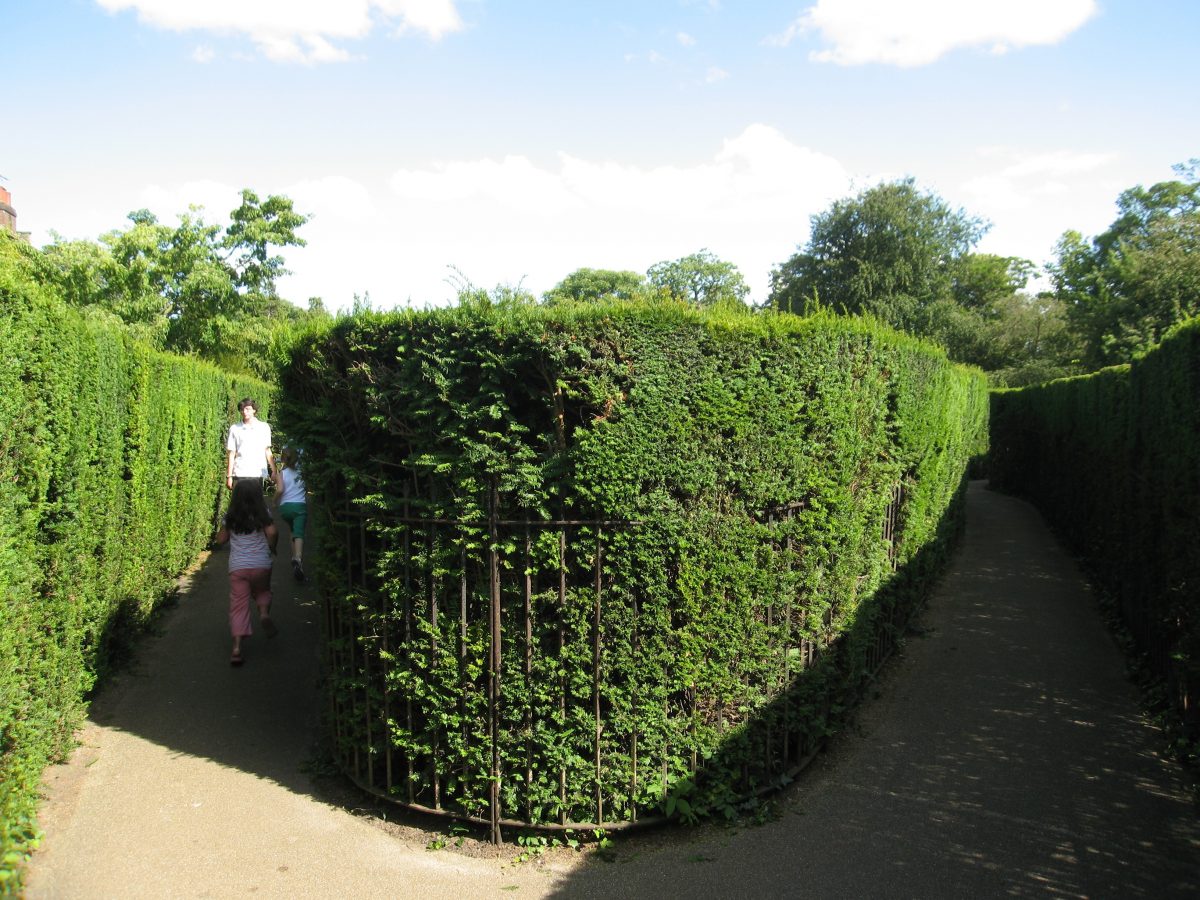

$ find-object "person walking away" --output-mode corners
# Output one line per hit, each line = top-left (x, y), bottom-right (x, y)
(214, 480), (278, 665)
(276, 446), (308, 582)
(226, 397), (276, 491)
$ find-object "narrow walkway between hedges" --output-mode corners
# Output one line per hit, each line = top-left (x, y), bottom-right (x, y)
(25, 483), (1200, 899)
(23, 521), (576, 899)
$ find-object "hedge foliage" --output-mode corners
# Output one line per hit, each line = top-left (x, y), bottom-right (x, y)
(279, 300), (988, 829)
(990, 318), (1200, 744)
(0, 235), (271, 891)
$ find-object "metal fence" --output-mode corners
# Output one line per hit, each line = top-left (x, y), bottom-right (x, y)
(322, 476), (911, 841)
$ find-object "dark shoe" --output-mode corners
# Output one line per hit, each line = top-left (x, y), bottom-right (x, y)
(230, 649), (244, 666)
(292, 558), (306, 582)
(262, 617), (279, 639)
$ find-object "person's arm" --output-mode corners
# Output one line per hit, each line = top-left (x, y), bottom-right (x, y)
(263, 424), (277, 482)
(215, 526), (229, 545)
(226, 424), (238, 489)
(265, 522), (279, 555)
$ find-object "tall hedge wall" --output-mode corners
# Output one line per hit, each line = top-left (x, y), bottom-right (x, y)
(990, 317), (1200, 744)
(0, 238), (271, 890)
(279, 301), (988, 832)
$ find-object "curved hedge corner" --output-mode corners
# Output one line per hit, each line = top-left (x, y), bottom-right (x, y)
(990, 317), (1200, 747)
(0, 236), (271, 892)
(279, 301), (987, 837)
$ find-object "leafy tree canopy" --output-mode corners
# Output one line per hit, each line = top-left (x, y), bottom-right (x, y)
(646, 249), (750, 308)
(769, 178), (987, 331)
(34, 190), (318, 378)
(543, 267), (648, 305)
(1050, 161), (1200, 369)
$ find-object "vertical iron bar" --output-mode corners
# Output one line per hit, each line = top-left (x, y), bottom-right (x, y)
(348, 502), (361, 780)
(524, 526), (534, 823)
(662, 698), (669, 804)
(765, 512), (775, 777)
(459, 549), (469, 801)
(488, 480), (503, 844)
(558, 527), (568, 825)
(382, 563), (393, 795)
(690, 682), (698, 776)
(343, 495), (357, 778)
(430, 492), (441, 810)
(403, 488), (414, 804)
(330, 491), (346, 769)
(593, 528), (604, 826)
(362, 515), (374, 788)
(630, 586), (639, 824)
(783, 525), (793, 767)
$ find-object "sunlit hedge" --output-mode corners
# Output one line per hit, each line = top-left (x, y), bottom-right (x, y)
(0, 235), (270, 891)
(990, 317), (1200, 746)
(280, 300), (988, 830)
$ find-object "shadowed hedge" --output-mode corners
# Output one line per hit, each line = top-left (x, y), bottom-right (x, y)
(990, 317), (1200, 748)
(279, 300), (988, 833)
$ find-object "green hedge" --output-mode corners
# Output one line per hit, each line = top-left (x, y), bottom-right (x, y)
(280, 301), (987, 831)
(0, 235), (271, 891)
(990, 318), (1200, 746)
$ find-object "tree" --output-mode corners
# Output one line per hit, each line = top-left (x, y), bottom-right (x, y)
(543, 268), (648, 305)
(951, 253), (1035, 311)
(970, 292), (1080, 387)
(35, 190), (313, 378)
(38, 213), (180, 348)
(1050, 163), (1200, 369)
(646, 249), (750, 308)
(222, 189), (308, 299)
(769, 178), (986, 331)
(766, 179), (1086, 383)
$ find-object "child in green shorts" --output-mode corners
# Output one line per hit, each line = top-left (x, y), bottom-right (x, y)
(276, 446), (308, 582)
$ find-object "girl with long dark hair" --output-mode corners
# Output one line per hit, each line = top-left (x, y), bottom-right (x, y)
(215, 479), (278, 665)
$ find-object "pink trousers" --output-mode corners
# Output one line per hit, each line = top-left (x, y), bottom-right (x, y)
(229, 567), (272, 637)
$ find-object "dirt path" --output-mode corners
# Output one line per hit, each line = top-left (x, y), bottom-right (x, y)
(25, 483), (1200, 898)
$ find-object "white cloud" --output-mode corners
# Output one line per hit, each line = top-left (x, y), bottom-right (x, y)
(705, 66), (729, 84)
(961, 148), (1114, 213)
(191, 44), (215, 63)
(960, 147), (1119, 272)
(95, 0), (463, 64)
(137, 180), (245, 223)
(274, 124), (852, 309)
(767, 0), (1097, 67)
(762, 21), (804, 49)
(677, 32), (696, 47)
(287, 175), (377, 223)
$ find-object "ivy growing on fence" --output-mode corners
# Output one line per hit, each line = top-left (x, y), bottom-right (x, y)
(279, 299), (988, 836)
(0, 234), (271, 892)
(990, 317), (1200, 748)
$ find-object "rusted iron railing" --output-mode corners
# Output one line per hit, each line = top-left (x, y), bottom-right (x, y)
(321, 475), (912, 841)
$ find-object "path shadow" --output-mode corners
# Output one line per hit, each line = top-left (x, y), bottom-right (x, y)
(545, 482), (1200, 899)
(85, 517), (327, 796)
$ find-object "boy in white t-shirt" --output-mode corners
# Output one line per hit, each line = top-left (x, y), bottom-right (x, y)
(225, 397), (277, 490)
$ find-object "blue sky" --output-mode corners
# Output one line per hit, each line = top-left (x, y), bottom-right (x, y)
(5, 1), (1198, 309)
